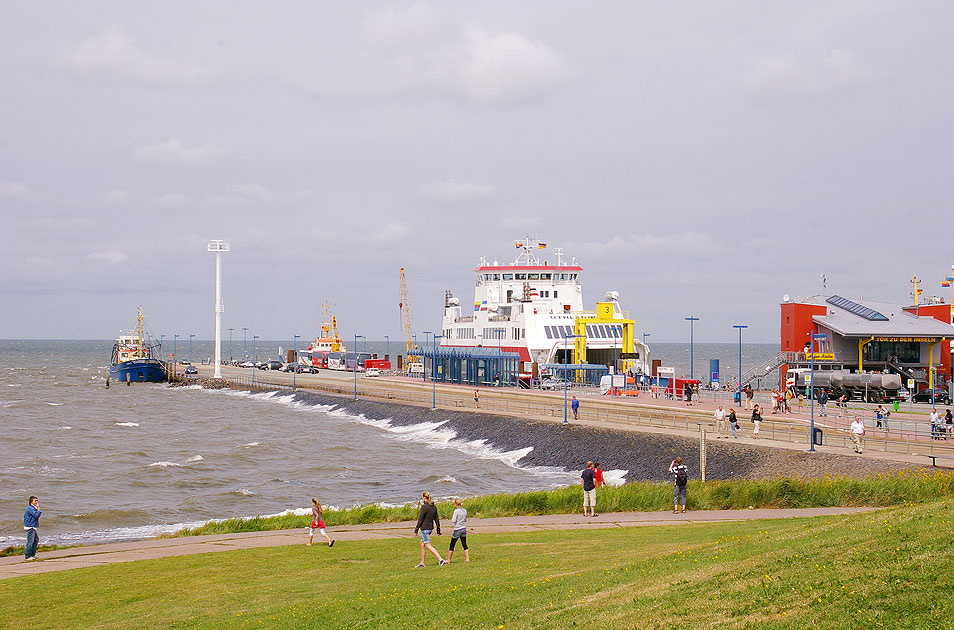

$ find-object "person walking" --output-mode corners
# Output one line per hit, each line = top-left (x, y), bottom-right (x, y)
(818, 388), (829, 417)
(751, 404), (762, 438)
(445, 498), (469, 564)
(837, 394), (848, 418)
(849, 416), (865, 453)
(307, 498), (334, 547)
(930, 408), (942, 440)
(714, 405), (727, 438)
(684, 382), (693, 406)
(669, 457), (689, 514)
(744, 385), (754, 410)
(581, 461), (597, 517)
(728, 408), (740, 439)
(413, 491), (445, 568)
(571, 395), (580, 420)
(474, 388), (480, 409)
(946, 409), (953, 438)
(23, 495), (40, 561)
(593, 461), (605, 487)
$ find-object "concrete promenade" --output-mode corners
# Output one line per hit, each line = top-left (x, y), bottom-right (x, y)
(0, 507), (875, 581)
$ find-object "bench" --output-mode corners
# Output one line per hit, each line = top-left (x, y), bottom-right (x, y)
(926, 455), (954, 468)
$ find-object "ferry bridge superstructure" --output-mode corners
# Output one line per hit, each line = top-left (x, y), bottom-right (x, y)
(436, 238), (650, 378)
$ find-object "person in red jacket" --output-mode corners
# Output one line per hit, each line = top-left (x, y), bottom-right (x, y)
(593, 462), (605, 487)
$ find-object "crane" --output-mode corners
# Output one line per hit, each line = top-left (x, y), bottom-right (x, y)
(399, 267), (419, 365)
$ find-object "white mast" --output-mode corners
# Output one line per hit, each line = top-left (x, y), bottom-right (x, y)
(208, 239), (230, 378)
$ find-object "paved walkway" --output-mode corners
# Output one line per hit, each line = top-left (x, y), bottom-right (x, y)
(0, 507), (876, 580)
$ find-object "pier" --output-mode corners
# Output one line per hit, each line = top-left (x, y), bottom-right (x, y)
(186, 364), (954, 467)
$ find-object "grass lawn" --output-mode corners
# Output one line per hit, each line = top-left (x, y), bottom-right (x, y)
(3, 498), (953, 629)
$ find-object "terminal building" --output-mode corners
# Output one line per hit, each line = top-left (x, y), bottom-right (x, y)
(780, 294), (954, 394)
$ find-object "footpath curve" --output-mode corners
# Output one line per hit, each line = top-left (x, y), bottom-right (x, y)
(0, 507), (875, 581)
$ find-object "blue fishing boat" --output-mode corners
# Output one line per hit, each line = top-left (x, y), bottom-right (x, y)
(109, 307), (166, 383)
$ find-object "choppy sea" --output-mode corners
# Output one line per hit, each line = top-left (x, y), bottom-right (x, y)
(0, 339), (779, 548)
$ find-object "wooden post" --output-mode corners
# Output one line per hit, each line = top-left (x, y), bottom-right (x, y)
(699, 425), (707, 482)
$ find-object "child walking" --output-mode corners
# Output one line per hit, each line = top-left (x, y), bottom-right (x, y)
(446, 498), (470, 564)
(307, 498), (335, 547)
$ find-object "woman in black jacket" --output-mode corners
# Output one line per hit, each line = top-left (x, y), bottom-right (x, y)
(413, 491), (445, 568)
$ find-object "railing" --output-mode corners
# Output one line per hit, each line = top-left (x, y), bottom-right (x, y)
(210, 369), (954, 460)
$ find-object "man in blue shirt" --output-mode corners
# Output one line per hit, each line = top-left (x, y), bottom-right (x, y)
(23, 495), (41, 561)
(571, 396), (580, 420)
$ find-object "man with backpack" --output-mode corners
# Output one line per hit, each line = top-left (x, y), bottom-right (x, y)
(669, 457), (689, 514)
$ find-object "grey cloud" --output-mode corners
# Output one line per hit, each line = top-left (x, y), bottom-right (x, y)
(420, 180), (495, 202)
(64, 27), (208, 84)
(134, 138), (225, 166)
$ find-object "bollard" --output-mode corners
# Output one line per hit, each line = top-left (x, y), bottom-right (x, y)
(699, 425), (707, 482)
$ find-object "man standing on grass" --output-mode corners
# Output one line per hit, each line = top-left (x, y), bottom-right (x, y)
(849, 416), (865, 454)
(714, 405), (726, 438)
(23, 495), (40, 561)
(669, 458), (689, 514)
(581, 461), (597, 517)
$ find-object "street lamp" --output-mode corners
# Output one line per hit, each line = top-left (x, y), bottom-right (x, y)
(422, 331), (432, 381)
(228, 328), (234, 364)
(354, 334), (365, 400)
(384, 335), (389, 367)
(563, 333), (584, 424)
(207, 239), (229, 379)
(189, 333), (195, 366)
(242, 327), (248, 360)
(253, 335), (259, 385)
(685, 317), (699, 381)
(432, 334), (444, 409)
(733, 325), (748, 405)
(293, 334), (300, 390)
(174, 334), (179, 368)
(809, 332), (827, 452)
(159, 334), (164, 362)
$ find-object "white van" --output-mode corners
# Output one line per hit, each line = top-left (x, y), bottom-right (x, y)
(406, 362), (425, 375)
(599, 374), (626, 395)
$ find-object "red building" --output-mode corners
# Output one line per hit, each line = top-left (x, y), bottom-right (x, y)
(780, 294), (954, 393)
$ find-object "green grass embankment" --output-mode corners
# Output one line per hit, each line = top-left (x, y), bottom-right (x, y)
(164, 469), (953, 538)
(4, 496), (953, 628)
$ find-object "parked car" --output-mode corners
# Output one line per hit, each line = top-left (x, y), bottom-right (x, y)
(897, 387), (910, 402)
(184, 364), (198, 376)
(295, 364), (318, 374)
(258, 360), (283, 371)
(279, 362), (296, 372)
(365, 367), (380, 377)
(238, 361), (255, 368)
(912, 388), (950, 404)
(537, 377), (566, 391)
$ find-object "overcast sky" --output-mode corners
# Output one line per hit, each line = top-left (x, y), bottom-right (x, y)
(2, 1), (952, 343)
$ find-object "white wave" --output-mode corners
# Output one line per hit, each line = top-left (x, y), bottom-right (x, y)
(185, 455), (204, 462)
(243, 441), (261, 447)
(436, 475), (457, 483)
(6, 383), (21, 387)
(148, 461), (181, 468)
(232, 488), (255, 496)
(45, 401), (64, 406)
(56, 426), (72, 431)
(602, 469), (629, 487)
(114, 422), (139, 427)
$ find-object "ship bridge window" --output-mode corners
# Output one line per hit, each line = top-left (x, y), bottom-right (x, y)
(541, 273), (552, 280)
(516, 273), (527, 280)
(571, 273), (578, 280)
(493, 274), (500, 280)
(502, 273), (513, 280)
(545, 326), (553, 339)
(484, 274), (491, 280)
(559, 274), (567, 280)
(553, 290), (558, 298)
(528, 273), (540, 280)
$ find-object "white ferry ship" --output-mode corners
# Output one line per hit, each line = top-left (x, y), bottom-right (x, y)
(437, 239), (650, 377)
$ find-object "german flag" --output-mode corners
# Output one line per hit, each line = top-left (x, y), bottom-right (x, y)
(538, 242), (547, 249)
(515, 241), (524, 248)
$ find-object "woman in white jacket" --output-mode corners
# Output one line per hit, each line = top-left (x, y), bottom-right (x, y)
(446, 498), (470, 563)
